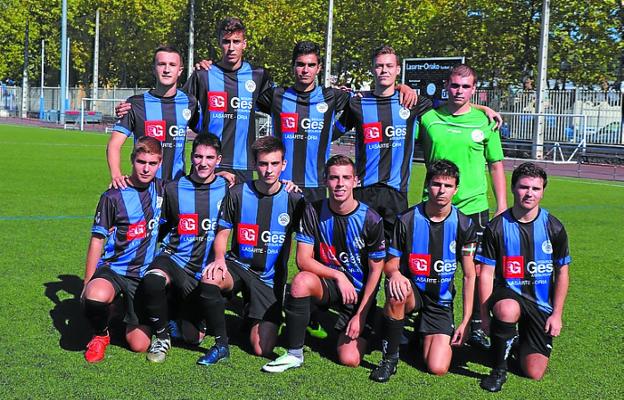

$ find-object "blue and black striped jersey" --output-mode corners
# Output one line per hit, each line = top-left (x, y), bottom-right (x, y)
(217, 182), (305, 288)
(159, 175), (228, 280)
(184, 62), (272, 171)
(113, 90), (200, 182)
(389, 203), (478, 308)
(91, 179), (164, 278)
(476, 209), (571, 314)
(296, 200), (386, 293)
(256, 86), (351, 188)
(337, 92), (431, 193)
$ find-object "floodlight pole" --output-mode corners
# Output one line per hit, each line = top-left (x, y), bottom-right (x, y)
(21, 17), (29, 119)
(188, 0), (195, 78)
(66, 37), (70, 110)
(532, 0), (550, 160)
(60, 0), (67, 124)
(92, 8), (99, 111)
(324, 0), (334, 87)
(39, 40), (44, 119)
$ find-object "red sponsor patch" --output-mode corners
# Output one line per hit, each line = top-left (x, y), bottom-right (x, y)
(127, 220), (147, 240)
(208, 91), (228, 112)
(144, 120), (166, 142)
(237, 223), (259, 246)
(363, 121), (383, 144)
(319, 243), (338, 265)
(408, 253), (431, 276)
(280, 112), (299, 133)
(178, 213), (199, 235)
(503, 256), (524, 279)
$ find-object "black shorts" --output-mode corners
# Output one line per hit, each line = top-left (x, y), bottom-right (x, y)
(466, 209), (489, 240)
(354, 184), (408, 240)
(215, 167), (254, 184)
(489, 287), (553, 357)
(226, 260), (284, 325)
(301, 187), (327, 204)
(415, 290), (455, 337)
(89, 266), (144, 326)
(318, 278), (377, 338)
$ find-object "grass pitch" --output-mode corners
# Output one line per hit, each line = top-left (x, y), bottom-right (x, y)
(0, 123), (622, 399)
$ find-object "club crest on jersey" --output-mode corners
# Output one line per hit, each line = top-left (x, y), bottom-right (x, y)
(238, 223), (259, 246)
(399, 107), (410, 120)
(208, 91), (227, 112)
(320, 243), (338, 265)
(449, 240), (456, 254)
(144, 120), (166, 142)
(316, 102), (328, 113)
(363, 122), (383, 143)
(182, 108), (192, 121)
(245, 80), (256, 93)
(278, 213), (290, 227)
(471, 129), (484, 143)
(156, 196), (163, 209)
(95, 211), (101, 225)
(178, 213), (199, 235)
(127, 220), (147, 240)
(280, 112), (299, 133)
(542, 240), (553, 254)
(409, 254), (431, 276)
(503, 256), (524, 279)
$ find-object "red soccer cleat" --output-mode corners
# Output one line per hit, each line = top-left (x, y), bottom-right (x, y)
(84, 334), (110, 363)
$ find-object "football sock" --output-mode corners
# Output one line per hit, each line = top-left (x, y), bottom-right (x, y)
(490, 318), (518, 370)
(198, 282), (228, 346)
(381, 315), (404, 359)
(141, 272), (169, 338)
(83, 298), (109, 336)
(284, 295), (311, 349)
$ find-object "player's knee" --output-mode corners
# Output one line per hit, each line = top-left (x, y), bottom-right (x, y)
(141, 271), (167, 296)
(126, 328), (151, 352)
(338, 350), (361, 368)
(83, 280), (114, 303)
(492, 299), (520, 322)
(387, 295), (407, 311)
(290, 272), (316, 298)
(427, 360), (450, 376)
(524, 365), (546, 380)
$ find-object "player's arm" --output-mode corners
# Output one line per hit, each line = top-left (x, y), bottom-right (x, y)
(488, 161), (508, 216)
(452, 253), (477, 346)
(384, 256), (411, 302)
(83, 234), (105, 289)
(345, 257), (384, 339)
(296, 242), (357, 305)
(204, 228), (230, 281)
(472, 103), (503, 129)
(396, 84), (417, 109)
(545, 262), (569, 337)
(107, 131), (130, 189)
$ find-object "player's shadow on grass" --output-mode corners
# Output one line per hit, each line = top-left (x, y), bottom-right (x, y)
(44, 274), (91, 351)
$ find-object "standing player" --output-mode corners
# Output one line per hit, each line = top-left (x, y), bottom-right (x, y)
(82, 137), (163, 363)
(197, 136), (305, 365)
(184, 17), (272, 183)
(369, 160), (478, 382)
(108, 46), (200, 188)
(138, 133), (228, 363)
(262, 155), (386, 372)
(419, 64), (507, 349)
(477, 163), (570, 392)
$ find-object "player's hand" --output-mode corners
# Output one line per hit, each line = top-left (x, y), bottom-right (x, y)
(115, 102), (131, 118)
(110, 175), (129, 189)
(387, 273), (411, 302)
(195, 59), (213, 70)
(345, 313), (364, 340)
(451, 322), (468, 346)
(337, 85), (353, 93)
(216, 171), (237, 187)
(484, 106), (503, 130)
(398, 85), (417, 109)
(336, 275), (357, 305)
(204, 259), (227, 282)
(545, 313), (563, 337)
(281, 179), (302, 193)
(494, 207), (507, 217)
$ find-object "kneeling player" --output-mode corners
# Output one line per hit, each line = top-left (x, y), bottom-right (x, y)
(262, 155), (386, 372)
(199, 136), (305, 365)
(82, 137), (163, 363)
(139, 133), (228, 362)
(477, 163), (570, 392)
(369, 160), (478, 382)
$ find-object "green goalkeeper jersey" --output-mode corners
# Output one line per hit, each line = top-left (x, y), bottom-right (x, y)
(419, 106), (504, 215)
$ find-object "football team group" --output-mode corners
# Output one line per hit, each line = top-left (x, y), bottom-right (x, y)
(81, 17), (571, 392)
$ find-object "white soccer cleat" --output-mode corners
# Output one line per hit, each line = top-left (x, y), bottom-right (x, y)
(262, 353), (303, 373)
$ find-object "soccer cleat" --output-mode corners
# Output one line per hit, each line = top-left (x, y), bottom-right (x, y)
(369, 358), (398, 383)
(262, 353), (303, 373)
(306, 322), (328, 340)
(146, 336), (171, 363)
(467, 328), (491, 350)
(480, 368), (508, 392)
(197, 344), (230, 366)
(168, 320), (182, 342)
(84, 333), (110, 363)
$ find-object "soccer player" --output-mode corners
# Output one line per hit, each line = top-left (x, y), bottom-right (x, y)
(197, 136), (305, 365)
(477, 162), (570, 392)
(369, 160), (478, 382)
(262, 155), (386, 372)
(82, 136), (163, 363)
(419, 64), (508, 349)
(138, 133), (228, 363)
(184, 17), (272, 183)
(107, 46), (200, 189)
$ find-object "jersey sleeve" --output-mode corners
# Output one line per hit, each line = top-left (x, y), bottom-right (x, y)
(217, 188), (238, 231)
(475, 224), (497, 267)
(414, 95), (433, 117)
(112, 97), (136, 136)
(484, 120), (504, 163)
(188, 95), (202, 132)
(388, 216), (407, 258)
(549, 216), (571, 267)
(255, 86), (274, 114)
(295, 203), (318, 245)
(333, 88), (352, 112)
(458, 214), (479, 256)
(334, 97), (356, 139)
(365, 210), (386, 260)
(91, 193), (116, 237)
